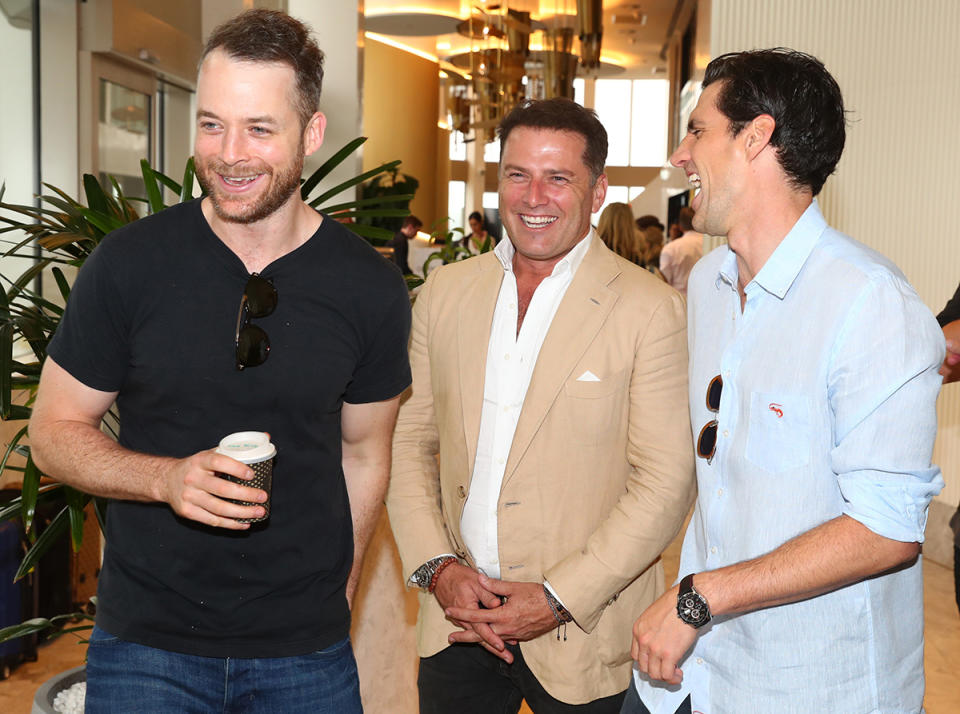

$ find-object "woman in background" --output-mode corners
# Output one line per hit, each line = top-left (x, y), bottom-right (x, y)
(467, 211), (490, 252)
(597, 203), (645, 266)
(642, 223), (665, 274)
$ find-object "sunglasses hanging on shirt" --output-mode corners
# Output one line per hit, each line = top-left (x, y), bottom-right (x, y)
(696, 374), (723, 464)
(235, 273), (277, 371)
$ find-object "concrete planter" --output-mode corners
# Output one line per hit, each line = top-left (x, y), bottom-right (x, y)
(32, 665), (85, 714)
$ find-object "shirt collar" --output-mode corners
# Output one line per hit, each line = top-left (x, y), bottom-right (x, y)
(495, 228), (594, 278)
(716, 200), (827, 299)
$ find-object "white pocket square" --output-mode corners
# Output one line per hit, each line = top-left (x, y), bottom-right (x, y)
(576, 370), (601, 382)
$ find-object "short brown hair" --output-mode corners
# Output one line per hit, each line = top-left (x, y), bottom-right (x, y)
(202, 9), (324, 128)
(497, 98), (608, 183)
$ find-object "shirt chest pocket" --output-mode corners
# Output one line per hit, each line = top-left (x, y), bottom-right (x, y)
(745, 391), (813, 472)
(561, 368), (628, 446)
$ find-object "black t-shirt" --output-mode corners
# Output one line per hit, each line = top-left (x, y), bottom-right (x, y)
(47, 199), (411, 658)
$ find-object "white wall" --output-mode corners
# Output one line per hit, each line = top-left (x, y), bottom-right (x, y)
(287, 0), (363, 207)
(0, 8), (37, 286)
(40, 1), (78, 195)
(709, 0), (960, 552)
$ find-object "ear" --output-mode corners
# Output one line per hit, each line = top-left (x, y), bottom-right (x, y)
(302, 111), (326, 157)
(591, 173), (608, 213)
(743, 114), (775, 161)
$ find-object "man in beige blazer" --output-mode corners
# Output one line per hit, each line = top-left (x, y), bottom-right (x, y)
(387, 98), (695, 713)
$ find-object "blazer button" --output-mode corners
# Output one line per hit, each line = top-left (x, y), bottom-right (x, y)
(457, 485), (466, 498)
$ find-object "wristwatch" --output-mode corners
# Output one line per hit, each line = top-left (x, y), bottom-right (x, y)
(676, 573), (712, 628)
(409, 556), (457, 591)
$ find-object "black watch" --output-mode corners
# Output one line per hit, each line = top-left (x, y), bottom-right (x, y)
(676, 573), (711, 628)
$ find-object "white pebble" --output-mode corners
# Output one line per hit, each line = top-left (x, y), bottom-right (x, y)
(52, 681), (86, 714)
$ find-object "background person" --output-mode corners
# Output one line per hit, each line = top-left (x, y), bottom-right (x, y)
(640, 223), (664, 272)
(467, 210), (491, 252)
(658, 206), (703, 296)
(597, 202), (645, 266)
(935, 281), (960, 613)
(391, 214), (423, 274)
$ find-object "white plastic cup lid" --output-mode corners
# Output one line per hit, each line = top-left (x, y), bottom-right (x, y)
(216, 431), (276, 463)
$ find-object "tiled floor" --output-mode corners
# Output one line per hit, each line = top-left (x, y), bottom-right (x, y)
(1, 558), (957, 713)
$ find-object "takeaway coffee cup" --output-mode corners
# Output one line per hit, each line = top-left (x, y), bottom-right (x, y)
(215, 431), (276, 523)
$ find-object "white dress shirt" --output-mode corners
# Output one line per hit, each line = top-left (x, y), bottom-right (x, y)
(460, 231), (593, 579)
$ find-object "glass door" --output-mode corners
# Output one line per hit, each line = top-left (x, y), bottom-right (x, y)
(98, 76), (152, 198)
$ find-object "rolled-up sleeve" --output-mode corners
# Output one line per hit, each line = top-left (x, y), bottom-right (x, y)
(829, 272), (945, 542)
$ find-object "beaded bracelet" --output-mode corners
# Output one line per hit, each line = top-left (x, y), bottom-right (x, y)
(427, 557), (458, 593)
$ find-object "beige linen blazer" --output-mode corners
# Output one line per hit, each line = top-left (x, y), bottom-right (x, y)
(387, 235), (695, 704)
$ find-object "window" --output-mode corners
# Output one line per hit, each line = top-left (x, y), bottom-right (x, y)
(596, 186), (647, 226)
(597, 185), (629, 219)
(594, 79), (633, 166)
(630, 80), (669, 167)
(593, 78), (669, 167)
(483, 137), (500, 164)
(450, 131), (467, 161)
(448, 180), (466, 232)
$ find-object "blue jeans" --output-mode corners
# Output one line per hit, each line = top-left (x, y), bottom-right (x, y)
(84, 626), (362, 713)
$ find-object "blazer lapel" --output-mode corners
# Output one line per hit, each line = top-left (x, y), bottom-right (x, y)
(457, 253), (504, 476)
(503, 236), (621, 485)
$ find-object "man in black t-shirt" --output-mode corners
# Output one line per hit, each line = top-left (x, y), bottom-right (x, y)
(28, 10), (410, 713)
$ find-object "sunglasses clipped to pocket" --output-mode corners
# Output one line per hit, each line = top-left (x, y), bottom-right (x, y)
(696, 374), (723, 464)
(235, 273), (277, 371)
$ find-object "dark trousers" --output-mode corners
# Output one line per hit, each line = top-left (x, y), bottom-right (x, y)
(619, 684), (691, 714)
(418, 643), (626, 714)
(954, 545), (960, 614)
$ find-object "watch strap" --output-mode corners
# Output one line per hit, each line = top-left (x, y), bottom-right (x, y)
(409, 555), (457, 590)
(677, 572), (712, 628)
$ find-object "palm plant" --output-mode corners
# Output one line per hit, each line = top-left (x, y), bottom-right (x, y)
(0, 137), (413, 643)
(421, 218), (494, 276)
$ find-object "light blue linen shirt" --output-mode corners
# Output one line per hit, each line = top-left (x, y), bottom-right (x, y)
(633, 201), (944, 714)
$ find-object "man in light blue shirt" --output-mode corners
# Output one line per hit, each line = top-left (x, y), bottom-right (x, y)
(623, 49), (944, 714)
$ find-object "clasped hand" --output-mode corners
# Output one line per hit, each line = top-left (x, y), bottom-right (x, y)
(434, 568), (560, 663)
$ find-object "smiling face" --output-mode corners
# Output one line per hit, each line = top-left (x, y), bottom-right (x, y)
(498, 127), (606, 269)
(194, 49), (322, 225)
(669, 82), (745, 238)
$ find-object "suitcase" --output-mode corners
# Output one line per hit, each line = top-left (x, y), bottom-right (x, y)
(0, 518), (26, 679)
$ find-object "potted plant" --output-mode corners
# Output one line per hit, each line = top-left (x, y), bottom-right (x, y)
(419, 218), (494, 278)
(354, 167), (420, 237)
(0, 137), (414, 669)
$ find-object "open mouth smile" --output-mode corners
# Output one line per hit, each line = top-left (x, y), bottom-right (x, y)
(519, 214), (558, 229)
(219, 174), (263, 189)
